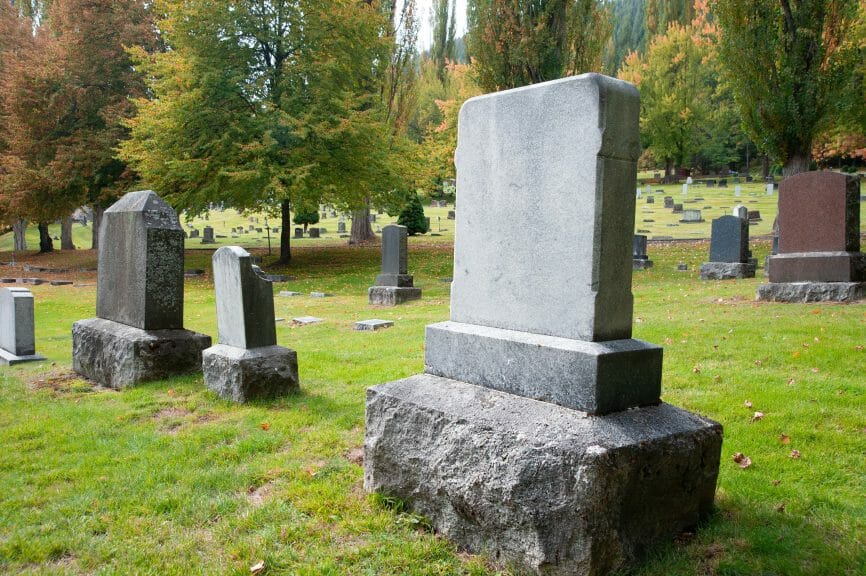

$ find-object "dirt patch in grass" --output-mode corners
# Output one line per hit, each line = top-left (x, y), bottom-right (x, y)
(344, 446), (364, 466)
(27, 370), (99, 395)
(246, 481), (274, 506)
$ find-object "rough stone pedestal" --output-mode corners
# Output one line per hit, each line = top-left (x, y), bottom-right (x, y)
(365, 374), (723, 576)
(368, 286), (422, 306)
(756, 282), (866, 303)
(699, 262), (756, 280)
(202, 344), (299, 402)
(72, 318), (211, 388)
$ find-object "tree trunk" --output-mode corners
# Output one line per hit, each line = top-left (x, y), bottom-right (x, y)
(91, 204), (105, 250)
(61, 216), (75, 250)
(744, 145), (750, 176)
(782, 151), (810, 180)
(38, 222), (53, 253)
(350, 207), (376, 244)
(279, 198), (291, 263)
(761, 155), (770, 179)
(13, 219), (27, 251)
(664, 159), (675, 183)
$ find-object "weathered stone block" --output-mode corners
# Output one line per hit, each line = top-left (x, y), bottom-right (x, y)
(757, 282), (866, 303)
(368, 286), (422, 306)
(72, 318), (211, 388)
(365, 374), (722, 576)
(0, 287), (36, 356)
(212, 246), (276, 349)
(700, 262), (756, 280)
(424, 321), (661, 414)
(202, 344), (299, 402)
(768, 252), (865, 283)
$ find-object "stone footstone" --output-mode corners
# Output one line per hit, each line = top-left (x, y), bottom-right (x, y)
(279, 291), (302, 297)
(699, 262), (756, 280)
(202, 344), (298, 402)
(292, 316), (323, 325)
(756, 282), (866, 303)
(368, 286), (422, 306)
(365, 374), (722, 576)
(310, 291), (333, 298)
(354, 319), (395, 331)
(0, 287), (45, 365)
(72, 318), (210, 388)
(50, 280), (73, 286)
(633, 259), (654, 270)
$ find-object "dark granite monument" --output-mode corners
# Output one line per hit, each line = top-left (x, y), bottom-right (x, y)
(368, 225), (421, 305)
(633, 234), (653, 270)
(758, 172), (865, 302)
(700, 215), (755, 279)
(72, 190), (211, 388)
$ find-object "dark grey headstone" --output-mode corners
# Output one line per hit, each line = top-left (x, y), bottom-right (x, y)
(633, 235), (648, 259)
(212, 246), (276, 349)
(96, 190), (184, 330)
(308, 228), (320, 238)
(202, 226), (215, 243)
(381, 225), (408, 275)
(709, 216), (748, 263)
(294, 227), (304, 238)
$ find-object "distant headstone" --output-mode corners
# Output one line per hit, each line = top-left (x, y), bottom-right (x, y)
(636, 188), (642, 198)
(747, 210), (762, 222)
(682, 183), (688, 196)
(734, 185), (742, 197)
(719, 178), (727, 188)
(766, 183), (774, 196)
(190, 229), (200, 238)
(680, 209), (703, 223)
(369, 214), (377, 223)
(310, 291), (332, 298)
(447, 210), (456, 220)
(72, 190), (211, 388)
(202, 246), (299, 402)
(672, 203), (683, 213)
(368, 224), (421, 305)
(663, 196), (674, 208)
(706, 179), (716, 188)
(294, 227), (304, 239)
(760, 172), (865, 302)
(365, 74), (721, 575)
(646, 195), (655, 204)
(686, 176), (693, 185)
(337, 221), (347, 234)
(733, 204), (748, 220)
(633, 234), (653, 270)
(308, 228), (320, 239)
(292, 316), (323, 325)
(700, 216), (755, 280)
(202, 226), (215, 244)
(0, 287), (45, 365)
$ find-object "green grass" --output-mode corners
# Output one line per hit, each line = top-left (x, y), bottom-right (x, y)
(1, 241), (865, 575)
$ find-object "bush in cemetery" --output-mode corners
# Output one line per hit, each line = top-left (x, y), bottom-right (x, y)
(397, 193), (429, 235)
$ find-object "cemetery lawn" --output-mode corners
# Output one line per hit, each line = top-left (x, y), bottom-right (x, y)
(1, 240), (864, 575)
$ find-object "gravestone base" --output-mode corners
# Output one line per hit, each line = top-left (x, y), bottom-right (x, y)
(756, 282), (866, 303)
(633, 258), (654, 270)
(767, 252), (866, 283)
(375, 273), (415, 287)
(699, 262), (756, 280)
(424, 321), (662, 415)
(368, 286), (422, 306)
(365, 374), (722, 576)
(72, 318), (211, 389)
(202, 344), (299, 402)
(0, 349), (46, 366)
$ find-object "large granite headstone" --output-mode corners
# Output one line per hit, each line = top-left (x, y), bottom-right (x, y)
(201, 226), (215, 244)
(700, 215), (755, 280)
(202, 247), (299, 402)
(759, 172), (865, 301)
(0, 287), (45, 365)
(368, 225), (421, 305)
(633, 234), (653, 270)
(72, 190), (211, 388)
(364, 74), (722, 575)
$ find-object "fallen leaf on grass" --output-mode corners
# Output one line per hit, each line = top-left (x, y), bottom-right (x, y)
(260, 422), (271, 431)
(754, 359), (763, 366)
(713, 375), (722, 383)
(787, 378), (795, 386)
(692, 364), (702, 374)
(775, 502), (786, 513)
(810, 367), (820, 373)
(779, 434), (790, 444)
(250, 560), (265, 574)
(791, 351), (801, 358)
(811, 309), (821, 315)
(856, 345), (864, 352)
(772, 479), (781, 486)
(732, 453), (752, 469)
(744, 400), (753, 408)
(750, 411), (764, 423)
(790, 449), (801, 459)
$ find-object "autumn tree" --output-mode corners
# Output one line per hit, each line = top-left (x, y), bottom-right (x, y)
(431, 0), (457, 82)
(0, 0), (154, 252)
(467, 0), (612, 92)
(716, 0), (862, 178)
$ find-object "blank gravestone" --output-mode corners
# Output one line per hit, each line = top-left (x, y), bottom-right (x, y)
(202, 246), (299, 402)
(72, 190), (211, 388)
(700, 215), (755, 280)
(364, 74), (722, 575)
(758, 172), (865, 302)
(0, 287), (45, 365)
(201, 226), (215, 244)
(633, 234), (653, 270)
(367, 225), (421, 305)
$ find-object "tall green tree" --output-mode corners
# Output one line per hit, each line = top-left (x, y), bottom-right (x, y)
(467, 0), (611, 92)
(716, 0), (862, 177)
(121, 0), (416, 260)
(644, 0), (694, 37)
(431, 0), (457, 82)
